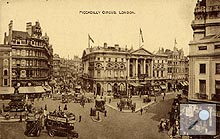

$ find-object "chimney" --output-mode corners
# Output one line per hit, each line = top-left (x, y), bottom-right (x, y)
(8, 20), (13, 44)
(104, 42), (107, 48)
(26, 22), (32, 36)
(114, 44), (119, 50)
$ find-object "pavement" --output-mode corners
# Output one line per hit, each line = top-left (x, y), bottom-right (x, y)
(105, 91), (177, 113)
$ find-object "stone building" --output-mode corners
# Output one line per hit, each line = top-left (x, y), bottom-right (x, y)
(3, 20), (53, 87)
(0, 44), (12, 87)
(82, 43), (169, 96)
(189, 0), (220, 101)
(52, 54), (61, 78)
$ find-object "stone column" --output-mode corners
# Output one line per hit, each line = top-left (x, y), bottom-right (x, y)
(150, 60), (153, 78)
(127, 58), (130, 79)
(135, 58), (138, 77)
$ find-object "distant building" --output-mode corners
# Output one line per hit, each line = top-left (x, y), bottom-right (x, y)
(153, 48), (168, 92)
(189, 0), (220, 101)
(52, 54), (61, 78)
(3, 20), (53, 86)
(0, 44), (12, 87)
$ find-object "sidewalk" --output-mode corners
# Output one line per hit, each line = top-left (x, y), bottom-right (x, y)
(105, 91), (177, 113)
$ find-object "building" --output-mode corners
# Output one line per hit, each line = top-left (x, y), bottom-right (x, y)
(0, 44), (12, 87)
(82, 43), (171, 96)
(153, 48), (168, 92)
(189, 0), (220, 100)
(163, 46), (189, 91)
(52, 54), (61, 78)
(3, 20), (53, 87)
(189, 0), (220, 133)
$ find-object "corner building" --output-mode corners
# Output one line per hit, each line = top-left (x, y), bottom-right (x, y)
(82, 43), (168, 96)
(3, 21), (53, 87)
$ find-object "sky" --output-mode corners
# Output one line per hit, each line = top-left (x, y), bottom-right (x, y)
(0, 0), (197, 58)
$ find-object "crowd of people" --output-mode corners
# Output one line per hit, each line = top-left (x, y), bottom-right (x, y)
(158, 94), (184, 139)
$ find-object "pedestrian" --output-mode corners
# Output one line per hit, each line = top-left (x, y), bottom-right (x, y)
(64, 104), (67, 110)
(19, 115), (22, 122)
(79, 115), (82, 122)
(140, 107), (143, 115)
(162, 96), (165, 101)
(104, 110), (107, 117)
(44, 104), (47, 111)
(58, 105), (61, 111)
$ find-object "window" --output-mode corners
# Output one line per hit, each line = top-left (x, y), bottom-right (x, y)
(97, 70), (101, 78)
(17, 40), (20, 44)
(216, 63), (220, 74)
(115, 58), (117, 62)
(97, 57), (100, 61)
(3, 59), (8, 66)
(17, 49), (20, 56)
(3, 70), (8, 76)
(215, 45), (220, 49)
(157, 71), (159, 77)
(200, 64), (206, 74)
(121, 58), (124, 62)
(3, 79), (8, 86)
(108, 58), (111, 62)
(198, 46), (207, 50)
(161, 71), (163, 77)
(199, 80), (206, 94)
(216, 81), (220, 94)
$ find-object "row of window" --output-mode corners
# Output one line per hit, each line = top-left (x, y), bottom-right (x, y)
(200, 63), (220, 74)
(153, 71), (164, 78)
(13, 39), (46, 47)
(199, 80), (220, 94)
(12, 49), (46, 57)
(198, 45), (220, 50)
(12, 59), (48, 67)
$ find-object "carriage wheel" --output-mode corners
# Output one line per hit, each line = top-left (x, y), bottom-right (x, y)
(36, 129), (41, 137)
(48, 130), (55, 137)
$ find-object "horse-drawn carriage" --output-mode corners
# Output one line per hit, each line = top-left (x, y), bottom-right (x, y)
(117, 98), (136, 111)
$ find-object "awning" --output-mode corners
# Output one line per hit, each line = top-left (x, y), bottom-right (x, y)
(19, 86), (46, 94)
(129, 83), (143, 87)
(160, 85), (166, 90)
(0, 87), (14, 94)
(179, 82), (185, 86)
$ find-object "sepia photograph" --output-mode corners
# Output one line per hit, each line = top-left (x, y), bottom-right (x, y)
(0, 0), (220, 139)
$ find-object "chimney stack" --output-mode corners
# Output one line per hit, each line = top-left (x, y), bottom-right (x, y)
(114, 44), (119, 50)
(8, 20), (13, 44)
(26, 22), (32, 36)
(104, 42), (107, 48)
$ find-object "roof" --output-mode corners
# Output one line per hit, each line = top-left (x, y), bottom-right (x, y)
(12, 30), (30, 39)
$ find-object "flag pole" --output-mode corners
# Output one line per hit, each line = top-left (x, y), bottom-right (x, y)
(139, 28), (141, 48)
(88, 34), (90, 48)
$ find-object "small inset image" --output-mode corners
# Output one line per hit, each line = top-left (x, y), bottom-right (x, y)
(180, 104), (216, 136)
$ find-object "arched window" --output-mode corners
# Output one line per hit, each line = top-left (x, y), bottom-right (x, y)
(3, 69), (8, 76)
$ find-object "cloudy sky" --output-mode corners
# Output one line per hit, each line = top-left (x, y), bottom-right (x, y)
(0, 0), (197, 58)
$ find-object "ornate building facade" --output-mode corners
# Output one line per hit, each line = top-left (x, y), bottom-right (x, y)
(82, 43), (169, 96)
(189, 0), (220, 101)
(3, 20), (53, 87)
